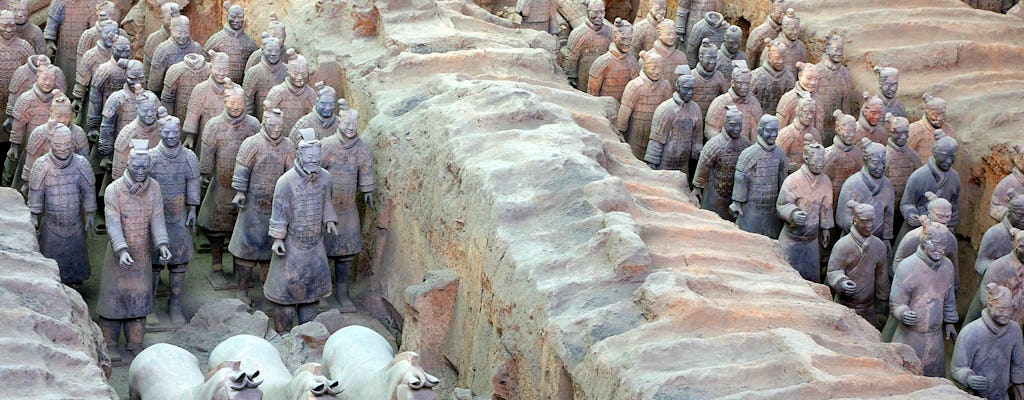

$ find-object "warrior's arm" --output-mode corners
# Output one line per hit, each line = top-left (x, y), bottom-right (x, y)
(149, 184), (169, 248)
(199, 124), (216, 179)
(949, 335), (977, 389)
(323, 174), (338, 224)
(43, 0), (66, 41)
(105, 188), (127, 253)
(242, 72), (258, 115)
(775, 183), (798, 224)
(268, 179), (289, 240)
(86, 78), (105, 131)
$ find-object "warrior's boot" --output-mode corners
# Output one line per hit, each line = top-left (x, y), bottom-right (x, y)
(297, 302), (319, 325)
(235, 259), (253, 306)
(124, 318), (146, 361)
(334, 257), (356, 313)
(272, 303), (296, 333)
(168, 269), (186, 326)
(208, 234), (225, 274)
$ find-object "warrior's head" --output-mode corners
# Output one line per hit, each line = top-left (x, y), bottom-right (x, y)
(648, 0), (666, 22)
(48, 121), (74, 161)
(98, 19), (119, 48)
(112, 35), (131, 62)
(764, 38), (787, 71)
(339, 107), (359, 140)
(781, 8), (800, 40)
(795, 94), (816, 128)
(860, 92), (884, 126)
(769, 0), (786, 24)
(209, 50), (230, 84)
(136, 91), (160, 127)
(847, 200), (875, 238)
(675, 69), (695, 103)
(918, 215), (947, 262)
(924, 191), (952, 226)
(824, 34), (844, 64)
(35, 64), (58, 93)
(985, 283), (1013, 326)
(932, 131), (957, 172)
(1008, 189), (1024, 229)
(296, 128), (322, 175)
(756, 115), (779, 146)
(224, 1), (245, 31)
(224, 78), (246, 118)
(796, 62), (819, 93)
(639, 50), (663, 81)
(885, 113), (909, 147)
(285, 49), (309, 88)
(121, 59), (147, 89)
(586, 0), (605, 28)
(698, 38), (717, 71)
(723, 25), (742, 54)
(861, 138), (886, 179)
(263, 107), (285, 140)
(656, 19), (675, 47)
(611, 18), (632, 53)
(50, 92), (73, 126)
(9, 0), (30, 25)
(833, 110), (856, 147)
(730, 64), (751, 98)
(267, 13), (287, 45)
(874, 66), (899, 99)
(803, 134), (824, 175)
(127, 139), (152, 183)
(312, 82), (337, 120)
(724, 105), (743, 140)
(160, 2), (182, 29)
(170, 16), (192, 46)
(158, 107), (182, 148)
(922, 93), (947, 129)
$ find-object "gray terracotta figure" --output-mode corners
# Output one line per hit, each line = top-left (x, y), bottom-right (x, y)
(22, 96), (88, 187)
(815, 34), (851, 146)
(693, 105), (747, 220)
(630, 0), (663, 54)
(147, 112), (199, 326)
(617, 50), (672, 159)
(908, 93), (956, 161)
(6, 59), (67, 160)
(760, 9), (807, 80)
(109, 92), (161, 181)
(750, 39), (793, 117)
(160, 52), (208, 121)
(777, 135), (832, 282)
(96, 65), (145, 175)
(898, 131), (959, 240)
(44, 0), (104, 87)
(246, 13), (286, 71)
(836, 139), (895, 242)
(855, 92), (886, 144)
(72, 20), (118, 128)
(705, 63), (761, 142)
(516, 0), (558, 35)
(973, 230), (1024, 326)
(198, 81), (259, 282)
(650, 20), (688, 85)
(75, 2), (120, 62)
(5, 66), (59, 188)
(884, 113), (921, 220)
(991, 145), (1024, 221)
(290, 83), (342, 142)
(565, 0), (611, 92)
(0, 9), (34, 133)
(891, 192), (958, 286)
(964, 191), (1024, 325)
(952, 283), (1024, 400)
(228, 108), (295, 305)
(645, 72), (702, 174)
(823, 111), (861, 209)
(243, 33), (286, 120)
(182, 50), (230, 158)
(777, 62), (824, 132)
(321, 110), (375, 312)
(827, 201), (889, 328)
(775, 94), (820, 174)
(676, 0), (723, 52)
(874, 66), (906, 118)
(264, 49), (318, 138)
(10, 0), (46, 55)
(142, 2), (180, 71)
(204, 2), (257, 85)
(684, 11), (727, 68)
(732, 114), (787, 239)
(99, 139), (171, 358)
(587, 18), (638, 103)
(690, 38), (727, 116)
(27, 122), (95, 288)
(85, 35), (131, 135)
(745, 0), (785, 67)
(148, 15), (202, 97)
(889, 215), (958, 377)
(714, 25), (745, 82)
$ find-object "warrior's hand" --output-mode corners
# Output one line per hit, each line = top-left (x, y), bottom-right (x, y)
(272, 239), (285, 256)
(791, 210), (807, 225)
(232, 192), (246, 209)
(900, 310), (918, 326)
(118, 250), (135, 268)
(46, 40), (56, 58)
(944, 323), (957, 341)
(839, 279), (857, 297)
(182, 135), (195, 150)
(729, 201), (743, 218)
(85, 214), (94, 238)
(7, 144), (19, 161)
(363, 192), (374, 209)
(326, 221), (338, 235)
(87, 130), (100, 142)
(906, 213), (921, 227)
(820, 229), (830, 246)
(186, 206), (197, 233)
(1011, 383), (1024, 399)
(967, 375), (989, 392)
(2, 117), (11, 135)
(158, 245), (171, 262)
(71, 98), (82, 115)
(30, 213), (38, 229)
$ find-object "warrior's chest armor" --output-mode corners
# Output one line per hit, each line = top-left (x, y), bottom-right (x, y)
(57, 0), (100, 56)
(120, 189), (155, 250)
(150, 154), (189, 222)
(250, 141), (289, 213)
(42, 164), (85, 237)
(289, 177), (325, 250)
(712, 142), (743, 197)
(747, 151), (783, 209)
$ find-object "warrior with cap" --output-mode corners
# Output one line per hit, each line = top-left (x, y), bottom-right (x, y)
(836, 138), (895, 243)
(160, 52), (208, 121)
(823, 110), (861, 210)
(884, 113), (920, 216)
(618, 50), (672, 159)
(246, 14), (287, 71)
(874, 66), (905, 118)
(775, 95), (820, 174)
(86, 35), (131, 135)
(182, 50), (231, 157)
(684, 11), (727, 68)
(631, 0), (663, 53)
(827, 200), (889, 328)
(110, 92), (162, 180)
(750, 38), (792, 117)
(9, 0), (45, 54)
(97, 61), (146, 175)
(908, 93), (956, 160)
(650, 20), (687, 84)
(565, 0), (611, 92)
(732, 114), (787, 239)
(76, 2), (122, 62)
(645, 72), (702, 177)
(265, 49), (317, 136)
(991, 145), (1024, 222)
(964, 191), (1024, 327)
(143, 2), (180, 68)
(745, 0), (785, 67)
(777, 62), (824, 131)
(815, 34), (850, 146)
(7, 56), (67, 129)
(149, 15), (201, 97)
(588, 18), (638, 103)
(705, 63), (761, 142)
(243, 32), (286, 120)
(73, 20), (120, 127)
(971, 230), (1024, 327)
(0, 9), (35, 177)
(761, 9), (807, 79)
(44, 0), (104, 86)
(855, 92), (886, 144)
(205, 2), (257, 84)
(290, 83), (343, 142)
(714, 26), (745, 82)
(693, 105), (747, 220)
(898, 131), (959, 240)
(777, 134), (832, 282)
(690, 38), (727, 116)
(22, 95), (88, 188)
(5, 65), (60, 187)
(952, 283), (1024, 400)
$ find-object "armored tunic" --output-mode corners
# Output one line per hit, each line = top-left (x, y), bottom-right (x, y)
(142, 26), (169, 70)
(775, 123), (820, 174)
(978, 220), (1016, 278)
(631, 14), (658, 53)
(650, 40), (688, 85)
(892, 225), (958, 288)
(854, 116), (886, 145)
(7, 58), (68, 126)
(776, 82), (825, 133)
(86, 59), (127, 132)
(745, 16), (780, 68)
(684, 13), (728, 68)
(98, 86), (141, 155)
(160, 54), (208, 121)
(321, 135), (375, 257)
(836, 170), (896, 241)
(617, 71), (672, 159)
(760, 33), (808, 80)
(890, 251), (958, 377)
(9, 86), (54, 188)
(565, 20), (612, 92)
(587, 43), (638, 103)
(517, 0), (558, 34)
(823, 143), (862, 209)
(264, 80), (317, 137)
(227, 130), (294, 261)
(73, 43), (111, 106)
(182, 78), (226, 158)
(242, 57), (287, 120)
(827, 229), (889, 325)
(907, 118), (956, 162)
(733, 140), (787, 238)
(15, 22), (46, 55)
(951, 312), (1024, 400)
(76, 25), (126, 61)
(704, 89), (762, 142)
(978, 255), (1024, 327)
(197, 112), (260, 233)
(693, 133), (748, 220)
(777, 166), (834, 282)
(750, 61), (793, 117)
(148, 143), (199, 265)
(98, 174), (168, 319)
(149, 38), (202, 96)
(881, 97), (906, 119)
(290, 112), (340, 143)
(689, 64), (726, 117)
(679, 0), (723, 47)
(885, 140), (922, 210)
(991, 169), (1024, 221)
(22, 123), (88, 183)
(715, 44), (745, 82)
(644, 93), (702, 172)
(204, 26), (258, 84)
(0, 37), (33, 142)
(44, 0), (103, 87)
(27, 153), (96, 284)
(899, 159), (960, 236)
(111, 119), (160, 178)
(815, 58), (851, 146)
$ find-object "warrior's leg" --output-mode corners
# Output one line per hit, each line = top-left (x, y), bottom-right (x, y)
(235, 258), (254, 305)
(208, 233), (225, 273)
(272, 303), (296, 333)
(258, 260), (269, 284)
(334, 256), (356, 313)
(297, 302), (319, 325)
(123, 317), (146, 358)
(99, 317), (122, 349)
(168, 265), (187, 325)
(151, 265), (162, 298)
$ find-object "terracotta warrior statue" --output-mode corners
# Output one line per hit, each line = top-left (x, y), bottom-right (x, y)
(160, 52), (208, 121)
(246, 13), (286, 71)
(565, 0), (611, 92)
(109, 92), (162, 180)
(321, 109), (375, 312)
(651, 20), (688, 85)
(617, 50), (671, 159)
(243, 33), (286, 120)
(72, 20), (119, 128)
(715, 25), (745, 82)
(884, 113), (921, 220)
(228, 108), (294, 305)
(22, 96), (89, 189)
(205, 2), (257, 84)
(7, 57), (67, 143)
(198, 80), (259, 284)
(775, 95), (820, 174)
(855, 92), (886, 144)
(889, 215), (958, 377)
(815, 34), (851, 146)
(952, 283), (1024, 400)
(676, 0), (723, 52)
(898, 131), (959, 240)
(823, 111), (861, 209)
(86, 35), (131, 135)
(516, 0), (558, 35)
(991, 145), (1024, 221)
(182, 50), (231, 157)
(10, 0), (45, 55)
(908, 93), (956, 161)
(265, 49), (318, 137)
(142, 2), (180, 69)
(750, 39), (793, 116)
(149, 15), (201, 97)
(323, 326), (440, 399)
(44, 0), (104, 87)
(0, 9), (35, 179)
(631, 0), (664, 54)
(645, 71), (702, 175)
(827, 201), (889, 328)
(97, 63), (146, 176)
(972, 230), (1024, 326)
(693, 105), (747, 220)
(290, 83), (341, 142)
(732, 114), (787, 239)
(890, 193), (958, 302)
(965, 191), (1024, 326)
(99, 139), (171, 359)
(745, 0), (785, 67)
(874, 66), (905, 118)
(27, 122), (95, 288)
(587, 18), (638, 103)
(836, 139), (894, 242)
(778, 134), (832, 282)
(762, 9), (807, 79)
(777, 62), (823, 132)
(690, 38), (727, 116)
(684, 11), (727, 68)
(5, 66), (59, 188)
(209, 335), (340, 399)
(76, 2), (121, 62)
(705, 62), (761, 142)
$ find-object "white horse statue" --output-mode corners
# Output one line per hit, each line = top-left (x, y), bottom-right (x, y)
(322, 326), (439, 400)
(209, 334), (341, 400)
(129, 343), (263, 400)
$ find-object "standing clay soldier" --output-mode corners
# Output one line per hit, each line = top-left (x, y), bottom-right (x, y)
(149, 15), (201, 97)
(889, 215), (959, 377)
(565, 0), (611, 92)
(777, 62), (824, 132)
(264, 49), (317, 137)
(72, 20), (118, 128)
(732, 114), (787, 238)
(143, 2), (180, 70)
(684, 12), (727, 69)
(823, 111), (861, 209)
(76, 2), (120, 62)
(884, 113), (921, 214)
(182, 51), (230, 157)
(964, 192), (1024, 326)
(321, 112), (375, 312)
(777, 135), (832, 282)
(99, 139), (171, 359)
(516, 0), (558, 35)
(973, 230), (1024, 326)
(693, 105), (747, 220)
(645, 72), (702, 174)
(714, 26), (745, 82)
(588, 18), (638, 103)
(205, 2), (257, 85)
(110, 92), (161, 179)
(898, 132), (959, 240)
(827, 201), (889, 327)
(229, 108), (294, 304)
(676, 0), (723, 52)
(5, 67), (59, 187)
(27, 122), (95, 288)
(22, 97), (89, 186)
(836, 139), (895, 243)
(890, 193), (958, 298)
(907, 93), (956, 161)
(246, 14), (286, 71)
(761, 10), (806, 79)
(745, 0), (785, 67)
(97, 62), (145, 168)
(147, 112), (198, 325)
(0, 9), (35, 177)
(815, 34), (851, 146)
(631, 0), (664, 53)
(86, 35), (131, 135)
(855, 92), (886, 144)
(44, 0), (103, 87)
(991, 145), (1024, 221)
(775, 95), (820, 174)
(952, 283), (1024, 400)
(10, 0), (45, 55)
(874, 66), (905, 118)
(689, 38), (727, 115)
(706, 63), (761, 142)
(7, 57), (68, 136)
(750, 39), (793, 117)
(650, 20), (688, 85)
(617, 50), (671, 159)
(290, 83), (341, 142)
(243, 33), (285, 120)
(160, 53), (208, 121)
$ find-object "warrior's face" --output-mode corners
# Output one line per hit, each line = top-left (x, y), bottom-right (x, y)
(52, 106), (73, 126)
(587, 4), (604, 27)
(138, 100), (158, 126)
(852, 213), (874, 238)
(928, 204), (952, 226)
(160, 121), (181, 148)
(990, 298), (1013, 326)
(933, 148), (955, 171)
(724, 113), (743, 139)
(770, 2), (785, 23)
(676, 78), (694, 103)
(227, 7), (245, 31)
(100, 23), (118, 48)
(171, 22), (192, 46)
(298, 145), (321, 174)
(288, 62), (309, 87)
(51, 134), (73, 160)
(642, 56), (662, 81)
(826, 41), (844, 64)
(265, 118), (284, 140)
(0, 17), (16, 41)
(782, 19), (799, 41)
(316, 95), (336, 119)
(805, 152), (824, 175)
(657, 25), (675, 47)
(864, 104), (883, 126)
(699, 49), (717, 71)
(112, 40), (131, 61)
(10, 2), (27, 25)
(732, 78), (750, 98)
(865, 152), (885, 179)
(225, 94), (245, 118)
(922, 235), (946, 262)
(212, 63), (229, 84)
(650, 2), (665, 22)
(1014, 151), (1024, 172)
(1010, 208), (1024, 230)
(799, 68), (819, 92)
(161, 5), (180, 28)
(768, 47), (785, 71)
(879, 77), (898, 99)
(724, 32), (741, 53)
(37, 68), (57, 93)
(340, 118), (357, 139)
(613, 28), (632, 53)
(925, 107), (945, 128)
(126, 68), (146, 88)
(837, 121), (856, 146)
(128, 156), (151, 182)
(264, 42), (282, 65)
(890, 125), (908, 147)
(797, 102), (814, 127)
(758, 119), (779, 145)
